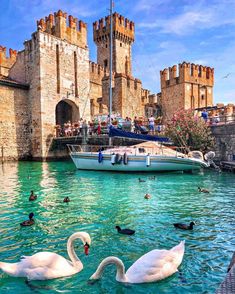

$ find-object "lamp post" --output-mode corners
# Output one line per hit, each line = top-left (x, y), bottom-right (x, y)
(108, 0), (113, 147)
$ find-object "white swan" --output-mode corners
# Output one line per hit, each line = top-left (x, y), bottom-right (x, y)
(90, 240), (185, 283)
(0, 232), (91, 280)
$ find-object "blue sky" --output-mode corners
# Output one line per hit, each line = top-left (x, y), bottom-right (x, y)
(0, 0), (234, 104)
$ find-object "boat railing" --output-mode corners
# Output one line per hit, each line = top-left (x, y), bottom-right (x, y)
(67, 144), (193, 158)
(67, 144), (83, 153)
(68, 144), (139, 154)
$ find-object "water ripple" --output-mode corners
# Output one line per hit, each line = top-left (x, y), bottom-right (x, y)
(0, 162), (234, 293)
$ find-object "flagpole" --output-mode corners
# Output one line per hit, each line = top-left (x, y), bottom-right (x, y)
(108, 0), (113, 146)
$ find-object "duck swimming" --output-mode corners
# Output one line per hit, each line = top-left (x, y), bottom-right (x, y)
(63, 197), (70, 203)
(173, 221), (195, 230)
(20, 213), (35, 227)
(115, 226), (135, 235)
(198, 187), (210, 193)
(144, 193), (151, 199)
(90, 241), (185, 284)
(29, 191), (37, 201)
(138, 178), (146, 183)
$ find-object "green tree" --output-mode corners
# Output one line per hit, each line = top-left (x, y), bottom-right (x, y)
(165, 109), (215, 151)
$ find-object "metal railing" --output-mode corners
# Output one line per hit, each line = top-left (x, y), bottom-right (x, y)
(208, 114), (235, 126)
(67, 144), (192, 158)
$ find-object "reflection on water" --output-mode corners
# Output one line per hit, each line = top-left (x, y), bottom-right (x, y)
(0, 161), (234, 293)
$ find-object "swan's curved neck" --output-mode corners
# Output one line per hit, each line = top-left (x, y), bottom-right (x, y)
(91, 257), (127, 282)
(67, 232), (88, 267)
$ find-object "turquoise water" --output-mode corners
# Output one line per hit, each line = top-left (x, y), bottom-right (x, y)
(0, 161), (234, 293)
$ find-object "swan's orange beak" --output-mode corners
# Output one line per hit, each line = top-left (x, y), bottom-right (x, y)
(84, 243), (89, 255)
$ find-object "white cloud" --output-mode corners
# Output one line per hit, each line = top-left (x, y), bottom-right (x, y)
(138, 1), (235, 36)
(138, 11), (211, 35)
(133, 0), (170, 13)
(162, 11), (212, 35)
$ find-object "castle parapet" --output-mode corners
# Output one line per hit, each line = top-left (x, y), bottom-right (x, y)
(160, 62), (214, 88)
(36, 9), (87, 48)
(113, 73), (142, 92)
(89, 61), (105, 84)
(141, 88), (150, 97)
(141, 88), (150, 104)
(93, 12), (135, 44)
(0, 46), (18, 75)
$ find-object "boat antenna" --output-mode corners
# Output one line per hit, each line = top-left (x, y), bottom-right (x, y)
(108, 0), (113, 146)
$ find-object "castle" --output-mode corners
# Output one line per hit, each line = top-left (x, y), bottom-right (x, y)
(160, 63), (214, 119)
(0, 9), (214, 161)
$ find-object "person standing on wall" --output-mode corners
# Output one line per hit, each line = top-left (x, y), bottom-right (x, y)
(148, 115), (155, 134)
(82, 119), (88, 136)
(133, 116), (138, 133)
(201, 109), (208, 123)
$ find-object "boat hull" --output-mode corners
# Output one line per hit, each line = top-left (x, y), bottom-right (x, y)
(70, 152), (207, 172)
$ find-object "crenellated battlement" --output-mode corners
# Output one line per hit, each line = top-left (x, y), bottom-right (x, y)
(142, 88), (150, 97)
(93, 12), (134, 44)
(141, 88), (150, 104)
(0, 46), (18, 62)
(36, 9), (87, 48)
(89, 61), (104, 75)
(102, 72), (141, 94)
(160, 61), (214, 119)
(160, 62), (214, 88)
(0, 46), (18, 75)
(89, 61), (105, 84)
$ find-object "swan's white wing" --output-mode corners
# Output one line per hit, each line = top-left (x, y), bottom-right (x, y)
(19, 252), (70, 269)
(126, 249), (180, 283)
(18, 252), (80, 279)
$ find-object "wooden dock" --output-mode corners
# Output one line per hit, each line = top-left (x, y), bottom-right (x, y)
(217, 252), (235, 294)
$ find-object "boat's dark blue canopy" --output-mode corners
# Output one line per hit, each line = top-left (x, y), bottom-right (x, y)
(109, 126), (170, 142)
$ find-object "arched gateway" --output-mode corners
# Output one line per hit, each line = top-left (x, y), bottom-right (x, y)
(55, 99), (80, 126)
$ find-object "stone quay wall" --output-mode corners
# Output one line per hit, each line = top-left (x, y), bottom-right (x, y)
(211, 123), (235, 162)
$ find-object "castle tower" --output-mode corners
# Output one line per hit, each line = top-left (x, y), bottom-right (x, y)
(93, 12), (134, 75)
(160, 62), (214, 121)
(7, 9), (90, 160)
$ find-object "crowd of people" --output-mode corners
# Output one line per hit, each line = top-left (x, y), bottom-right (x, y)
(54, 110), (227, 138)
(55, 119), (90, 137)
(55, 116), (164, 138)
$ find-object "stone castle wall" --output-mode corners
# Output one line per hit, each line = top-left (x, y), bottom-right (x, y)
(161, 83), (185, 120)
(160, 62), (214, 120)
(31, 31), (90, 159)
(211, 123), (235, 162)
(9, 51), (26, 84)
(89, 61), (105, 116)
(0, 84), (30, 161)
(102, 73), (143, 118)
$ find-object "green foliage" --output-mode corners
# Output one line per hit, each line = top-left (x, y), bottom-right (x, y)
(165, 109), (215, 151)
